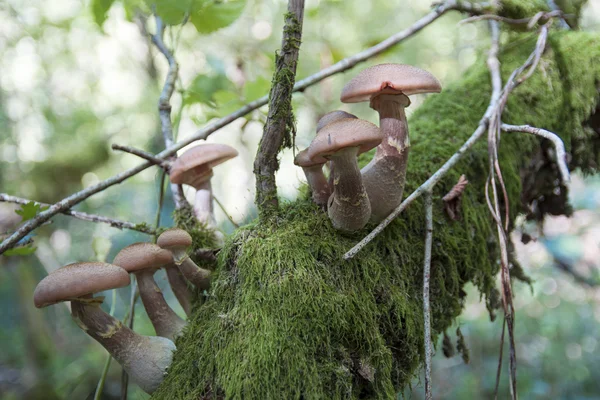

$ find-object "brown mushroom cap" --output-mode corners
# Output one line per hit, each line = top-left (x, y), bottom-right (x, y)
(294, 149), (326, 168)
(34, 262), (130, 308)
(157, 229), (193, 250)
(170, 144), (238, 187)
(340, 63), (441, 103)
(307, 118), (382, 160)
(113, 243), (173, 273)
(316, 111), (358, 132)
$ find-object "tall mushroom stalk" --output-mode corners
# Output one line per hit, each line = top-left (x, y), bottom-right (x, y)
(114, 243), (187, 341)
(33, 262), (176, 394)
(294, 149), (331, 207)
(340, 64), (441, 222)
(307, 118), (382, 232)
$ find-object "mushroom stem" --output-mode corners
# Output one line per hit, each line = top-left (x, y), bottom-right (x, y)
(328, 146), (371, 232)
(175, 256), (211, 291)
(70, 298), (175, 394)
(193, 180), (215, 227)
(363, 93), (410, 222)
(165, 266), (192, 316)
(135, 270), (186, 340)
(302, 164), (331, 207)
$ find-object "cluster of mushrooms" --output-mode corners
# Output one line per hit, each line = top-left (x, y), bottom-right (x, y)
(33, 228), (210, 394)
(295, 63), (441, 232)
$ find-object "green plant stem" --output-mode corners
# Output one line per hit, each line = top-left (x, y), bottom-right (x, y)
(94, 289), (118, 400)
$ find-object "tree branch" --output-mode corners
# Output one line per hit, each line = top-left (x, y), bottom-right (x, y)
(0, 0), (488, 255)
(111, 144), (170, 169)
(0, 194), (155, 235)
(500, 123), (570, 184)
(422, 190), (433, 400)
(254, 0), (305, 216)
(151, 16), (185, 209)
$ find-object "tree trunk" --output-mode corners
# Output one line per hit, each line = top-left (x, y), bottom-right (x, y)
(152, 27), (600, 400)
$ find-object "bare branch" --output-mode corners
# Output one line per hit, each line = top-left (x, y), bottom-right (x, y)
(151, 16), (185, 209)
(111, 144), (170, 169)
(0, 194), (155, 235)
(442, 175), (469, 220)
(501, 123), (570, 184)
(422, 190), (433, 400)
(254, 0), (305, 216)
(459, 10), (564, 27)
(0, 0), (489, 254)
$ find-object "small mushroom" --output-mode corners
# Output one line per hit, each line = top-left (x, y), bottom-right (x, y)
(113, 243), (187, 341)
(341, 63), (441, 222)
(169, 144), (238, 228)
(33, 262), (176, 394)
(157, 228), (212, 291)
(295, 111), (359, 207)
(307, 118), (382, 232)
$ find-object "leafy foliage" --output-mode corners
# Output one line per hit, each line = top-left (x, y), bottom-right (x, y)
(15, 202), (48, 222)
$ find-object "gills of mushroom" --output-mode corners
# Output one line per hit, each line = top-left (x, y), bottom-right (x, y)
(33, 262), (176, 394)
(294, 149), (330, 207)
(340, 63), (441, 222)
(169, 143), (238, 229)
(113, 243), (187, 341)
(157, 228), (212, 291)
(307, 118), (382, 232)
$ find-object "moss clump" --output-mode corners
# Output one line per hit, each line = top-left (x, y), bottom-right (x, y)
(153, 31), (600, 399)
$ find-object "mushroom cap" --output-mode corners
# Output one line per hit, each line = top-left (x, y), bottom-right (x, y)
(157, 228), (193, 251)
(113, 243), (173, 273)
(340, 63), (441, 103)
(170, 144), (238, 188)
(316, 111), (358, 133)
(294, 148), (326, 168)
(34, 262), (130, 308)
(307, 118), (382, 159)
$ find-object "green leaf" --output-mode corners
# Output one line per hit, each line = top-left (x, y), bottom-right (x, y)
(210, 90), (244, 116)
(184, 73), (233, 106)
(15, 202), (48, 222)
(243, 76), (270, 102)
(146, 0), (198, 25)
(4, 245), (37, 257)
(190, 0), (246, 34)
(91, 0), (116, 27)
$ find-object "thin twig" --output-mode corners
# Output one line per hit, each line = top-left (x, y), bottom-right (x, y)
(112, 144), (170, 169)
(94, 288), (117, 400)
(213, 195), (240, 228)
(254, 0), (305, 216)
(501, 124), (570, 184)
(344, 22), (550, 260)
(546, 0), (570, 29)
(459, 10), (564, 27)
(151, 16), (185, 209)
(0, 0), (489, 255)
(0, 194), (155, 235)
(423, 190), (434, 400)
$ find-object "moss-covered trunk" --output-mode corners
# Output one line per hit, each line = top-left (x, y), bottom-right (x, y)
(153, 25), (600, 400)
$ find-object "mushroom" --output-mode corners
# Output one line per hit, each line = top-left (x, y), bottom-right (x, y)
(157, 228), (212, 291)
(295, 111), (359, 207)
(340, 63), (441, 222)
(169, 143), (238, 228)
(33, 262), (176, 394)
(307, 118), (382, 232)
(113, 243), (187, 341)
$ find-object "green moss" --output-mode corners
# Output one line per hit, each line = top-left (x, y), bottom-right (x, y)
(173, 204), (219, 259)
(153, 31), (600, 399)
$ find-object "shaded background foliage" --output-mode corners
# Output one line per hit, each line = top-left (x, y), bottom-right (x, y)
(0, 0), (599, 399)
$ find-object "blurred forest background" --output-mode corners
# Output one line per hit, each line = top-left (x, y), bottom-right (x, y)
(1, 0), (599, 399)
